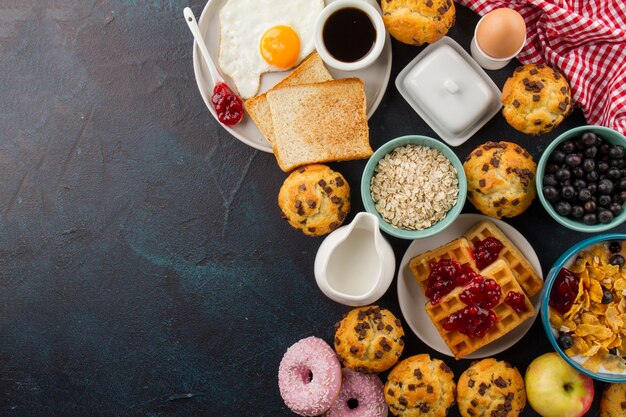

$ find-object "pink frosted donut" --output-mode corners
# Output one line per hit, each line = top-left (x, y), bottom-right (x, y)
(324, 368), (388, 417)
(278, 336), (342, 416)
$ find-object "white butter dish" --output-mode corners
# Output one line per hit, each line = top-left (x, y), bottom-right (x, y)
(395, 37), (502, 146)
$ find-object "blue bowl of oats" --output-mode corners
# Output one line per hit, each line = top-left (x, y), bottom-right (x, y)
(361, 135), (467, 239)
(542, 233), (626, 382)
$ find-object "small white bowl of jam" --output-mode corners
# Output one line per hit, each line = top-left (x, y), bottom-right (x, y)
(314, 0), (386, 71)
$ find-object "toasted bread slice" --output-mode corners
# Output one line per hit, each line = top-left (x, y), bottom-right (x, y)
(267, 78), (372, 172)
(244, 53), (333, 145)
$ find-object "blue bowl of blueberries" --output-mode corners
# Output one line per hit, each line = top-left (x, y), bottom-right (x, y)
(537, 125), (626, 232)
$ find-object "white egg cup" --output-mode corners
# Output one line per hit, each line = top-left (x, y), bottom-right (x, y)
(314, 0), (386, 72)
(470, 14), (526, 70)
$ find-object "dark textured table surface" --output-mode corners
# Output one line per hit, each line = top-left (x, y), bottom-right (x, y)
(1, 1), (623, 416)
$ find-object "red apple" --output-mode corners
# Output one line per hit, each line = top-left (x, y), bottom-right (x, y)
(525, 352), (594, 417)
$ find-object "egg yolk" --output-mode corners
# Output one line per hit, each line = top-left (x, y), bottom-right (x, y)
(260, 25), (300, 69)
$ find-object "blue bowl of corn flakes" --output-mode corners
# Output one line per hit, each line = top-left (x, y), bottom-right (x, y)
(542, 233), (626, 382)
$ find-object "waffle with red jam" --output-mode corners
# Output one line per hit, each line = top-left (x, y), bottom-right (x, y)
(425, 259), (535, 359)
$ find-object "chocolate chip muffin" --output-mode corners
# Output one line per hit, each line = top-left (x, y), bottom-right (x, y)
(501, 63), (573, 135)
(464, 141), (537, 219)
(600, 383), (626, 417)
(381, 0), (455, 46)
(384, 354), (456, 417)
(278, 164), (350, 236)
(334, 306), (404, 373)
(457, 358), (526, 417)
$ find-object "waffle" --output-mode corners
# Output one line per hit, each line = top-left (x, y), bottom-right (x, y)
(464, 220), (543, 297)
(409, 237), (475, 293)
(425, 259), (535, 359)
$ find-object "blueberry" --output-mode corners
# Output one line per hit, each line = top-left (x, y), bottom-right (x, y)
(611, 203), (623, 216)
(598, 209), (614, 224)
(561, 185), (576, 200)
(572, 166), (585, 178)
(600, 143), (611, 154)
(619, 178), (626, 191)
(573, 179), (587, 190)
(575, 137), (586, 150)
(598, 161), (610, 173)
(602, 289), (614, 304)
(583, 213), (597, 225)
(611, 158), (622, 167)
(582, 132), (598, 146)
(584, 146), (598, 158)
(543, 174), (559, 187)
(599, 194), (612, 207)
(555, 201), (572, 216)
(556, 168), (571, 182)
(565, 154), (582, 167)
(560, 140), (576, 153)
(621, 191), (626, 203)
(543, 186), (560, 202)
(546, 162), (560, 174)
(586, 171), (600, 182)
(584, 200), (597, 213)
(610, 254), (625, 268)
(587, 183), (598, 194)
(557, 333), (573, 350)
(550, 150), (566, 163)
(578, 188), (592, 202)
(609, 241), (622, 253)
(571, 205), (585, 219)
(608, 167), (622, 180)
(581, 158), (595, 172)
(610, 145), (625, 159)
(598, 179), (614, 194)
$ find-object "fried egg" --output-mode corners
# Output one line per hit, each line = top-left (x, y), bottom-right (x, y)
(218, 0), (324, 99)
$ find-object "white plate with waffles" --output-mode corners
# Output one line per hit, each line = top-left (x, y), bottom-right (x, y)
(192, 0), (392, 153)
(397, 213), (543, 359)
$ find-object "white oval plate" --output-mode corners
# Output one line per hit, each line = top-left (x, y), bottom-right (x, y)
(192, 0), (392, 153)
(397, 213), (543, 359)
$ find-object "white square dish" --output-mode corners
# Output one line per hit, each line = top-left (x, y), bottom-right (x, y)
(395, 37), (502, 146)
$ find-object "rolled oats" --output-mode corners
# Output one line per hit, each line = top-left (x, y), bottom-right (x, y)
(370, 144), (459, 230)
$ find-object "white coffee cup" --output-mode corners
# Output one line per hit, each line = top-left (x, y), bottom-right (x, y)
(314, 0), (386, 71)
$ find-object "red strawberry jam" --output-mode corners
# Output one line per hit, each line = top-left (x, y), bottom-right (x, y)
(459, 276), (502, 309)
(549, 268), (580, 315)
(442, 305), (497, 338)
(473, 237), (504, 269)
(211, 82), (243, 126)
(504, 291), (528, 313)
(426, 259), (479, 304)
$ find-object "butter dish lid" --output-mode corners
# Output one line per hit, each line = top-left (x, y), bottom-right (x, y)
(395, 37), (502, 146)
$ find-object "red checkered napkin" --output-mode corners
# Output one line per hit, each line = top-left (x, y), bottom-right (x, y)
(457, 0), (626, 135)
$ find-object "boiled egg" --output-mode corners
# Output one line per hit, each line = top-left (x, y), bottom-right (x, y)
(218, 0), (324, 99)
(476, 8), (526, 59)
